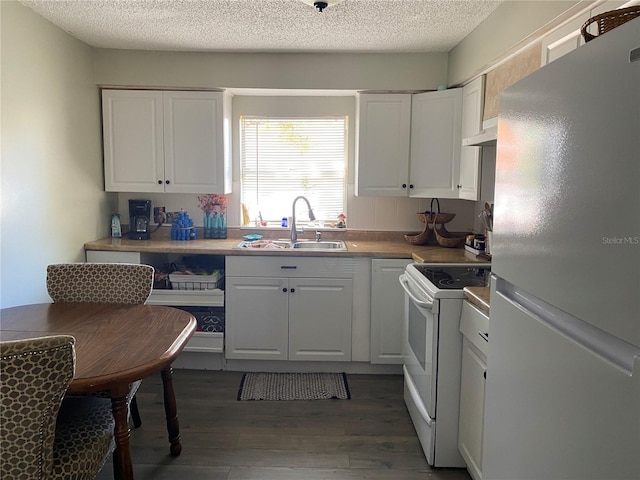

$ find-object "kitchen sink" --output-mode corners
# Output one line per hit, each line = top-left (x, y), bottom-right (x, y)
(234, 240), (347, 251)
(291, 241), (347, 251)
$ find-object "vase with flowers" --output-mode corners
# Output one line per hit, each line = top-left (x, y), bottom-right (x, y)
(198, 194), (227, 239)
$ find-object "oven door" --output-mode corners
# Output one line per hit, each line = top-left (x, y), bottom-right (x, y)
(399, 273), (439, 464)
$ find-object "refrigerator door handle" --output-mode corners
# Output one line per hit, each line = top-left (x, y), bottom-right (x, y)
(630, 47), (640, 63)
(496, 278), (640, 375)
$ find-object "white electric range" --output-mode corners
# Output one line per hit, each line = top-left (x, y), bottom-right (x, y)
(399, 263), (490, 467)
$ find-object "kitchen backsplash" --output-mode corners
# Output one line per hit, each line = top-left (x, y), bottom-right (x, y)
(117, 185), (480, 233)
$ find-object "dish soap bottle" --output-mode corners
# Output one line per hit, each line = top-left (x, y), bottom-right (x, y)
(111, 213), (122, 238)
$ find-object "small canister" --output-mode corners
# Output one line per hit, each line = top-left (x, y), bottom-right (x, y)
(466, 234), (475, 246)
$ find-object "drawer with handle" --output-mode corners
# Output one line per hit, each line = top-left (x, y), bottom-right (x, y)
(460, 300), (489, 356)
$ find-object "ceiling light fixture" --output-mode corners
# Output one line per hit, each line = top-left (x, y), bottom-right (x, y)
(314, 1), (328, 12)
(300, 0), (345, 12)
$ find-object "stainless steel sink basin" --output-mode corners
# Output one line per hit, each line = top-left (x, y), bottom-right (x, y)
(291, 241), (347, 251)
(234, 240), (347, 251)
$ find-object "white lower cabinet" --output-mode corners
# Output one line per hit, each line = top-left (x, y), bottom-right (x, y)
(224, 276), (289, 360)
(458, 300), (489, 480)
(370, 259), (410, 364)
(225, 256), (353, 361)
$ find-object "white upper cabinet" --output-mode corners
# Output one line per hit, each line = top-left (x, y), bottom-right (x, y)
(355, 94), (412, 196)
(540, 13), (589, 66)
(102, 90), (165, 193)
(355, 90), (462, 198)
(458, 76), (485, 201)
(102, 89), (231, 194)
(409, 89), (463, 198)
(541, 1), (627, 66)
(163, 91), (231, 194)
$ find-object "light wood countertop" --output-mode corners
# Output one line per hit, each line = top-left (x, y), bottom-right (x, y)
(85, 228), (491, 264)
(464, 286), (491, 315)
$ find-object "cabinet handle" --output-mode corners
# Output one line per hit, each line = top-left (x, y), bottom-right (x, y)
(409, 184), (414, 189)
(281, 266), (297, 269)
(282, 288), (288, 293)
(157, 180), (162, 185)
(483, 370), (487, 380)
(290, 288), (295, 293)
(165, 180), (170, 184)
(457, 184), (463, 189)
(478, 331), (489, 342)
(402, 183), (407, 189)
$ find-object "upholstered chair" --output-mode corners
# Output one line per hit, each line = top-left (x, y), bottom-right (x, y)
(46, 263), (155, 428)
(46, 263), (154, 305)
(0, 335), (115, 480)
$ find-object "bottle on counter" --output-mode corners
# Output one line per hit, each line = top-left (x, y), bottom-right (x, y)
(111, 214), (122, 238)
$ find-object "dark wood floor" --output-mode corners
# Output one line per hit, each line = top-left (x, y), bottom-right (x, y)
(96, 369), (471, 480)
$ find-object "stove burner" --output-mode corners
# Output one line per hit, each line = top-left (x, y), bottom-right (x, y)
(439, 275), (486, 289)
(414, 265), (490, 290)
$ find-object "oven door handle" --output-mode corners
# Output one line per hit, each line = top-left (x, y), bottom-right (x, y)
(399, 274), (434, 311)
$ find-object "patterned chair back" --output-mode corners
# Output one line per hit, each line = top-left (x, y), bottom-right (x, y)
(46, 263), (154, 305)
(0, 335), (75, 480)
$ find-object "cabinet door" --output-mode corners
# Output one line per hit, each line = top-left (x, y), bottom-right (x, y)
(355, 94), (411, 196)
(370, 259), (410, 364)
(409, 89), (462, 198)
(225, 276), (289, 360)
(458, 337), (486, 480)
(163, 91), (227, 194)
(459, 77), (485, 201)
(540, 14), (588, 66)
(288, 278), (353, 361)
(102, 90), (165, 193)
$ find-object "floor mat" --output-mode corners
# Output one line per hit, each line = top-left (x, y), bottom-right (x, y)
(237, 372), (351, 401)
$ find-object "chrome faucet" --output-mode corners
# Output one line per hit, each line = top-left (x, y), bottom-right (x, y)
(290, 196), (316, 243)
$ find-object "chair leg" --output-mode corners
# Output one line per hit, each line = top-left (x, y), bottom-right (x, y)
(130, 394), (142, 428)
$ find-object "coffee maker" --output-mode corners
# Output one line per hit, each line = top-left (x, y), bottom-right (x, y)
(128, 199), (151, 240)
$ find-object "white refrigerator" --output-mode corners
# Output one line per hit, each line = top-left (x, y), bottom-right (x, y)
(484, 18), (640, 480)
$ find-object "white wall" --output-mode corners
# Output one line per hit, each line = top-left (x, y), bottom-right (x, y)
(94, 49), (449, 91)
(0, 1), (116, 308)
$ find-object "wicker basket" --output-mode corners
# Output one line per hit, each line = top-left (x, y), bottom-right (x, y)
(416, 212), (456, 225)
(405, 199), (461, 246)
(404, 228), (432, 245)
(581, 6), (640, 42)
(432, 218), (465, 248)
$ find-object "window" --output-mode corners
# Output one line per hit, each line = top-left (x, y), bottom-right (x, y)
(240, 116), (347, 225)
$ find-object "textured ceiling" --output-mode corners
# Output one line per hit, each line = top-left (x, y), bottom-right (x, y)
(21, 0), (503, 53)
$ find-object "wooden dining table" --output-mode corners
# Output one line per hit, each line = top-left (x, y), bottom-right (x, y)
(0, 302), (197, 480)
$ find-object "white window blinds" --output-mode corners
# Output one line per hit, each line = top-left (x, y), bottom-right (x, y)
(240, 116), (347, 224)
